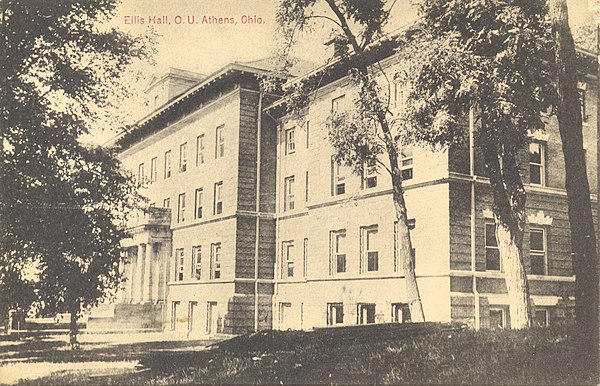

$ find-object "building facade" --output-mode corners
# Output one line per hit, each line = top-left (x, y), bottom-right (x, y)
(99, 47), (598, 335)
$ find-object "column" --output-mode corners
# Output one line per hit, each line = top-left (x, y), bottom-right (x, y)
(128, 247), (136, 303)
(152, 243), (161, 302)
(135, 244), (146, 303)
(116, 253), (126, 303)
(143, 242), (153, 302)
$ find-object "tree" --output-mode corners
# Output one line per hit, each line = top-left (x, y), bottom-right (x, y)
(0, 0), (152, 346)
(548, 0), (598, 372)
(403, 0), (554, 329)
(274, 0), (426, 321)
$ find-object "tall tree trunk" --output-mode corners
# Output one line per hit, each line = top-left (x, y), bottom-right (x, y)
(549, 0), (599, 372)
(69, 301), (80, 350)
(482, 138), (533, 329)
(325, 0), (425, 322)
(389, 144), (426, 322)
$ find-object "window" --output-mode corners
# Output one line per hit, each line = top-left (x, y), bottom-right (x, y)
(489, 307), (506, 329)
(191, 245), (201, 280)
(305, 171), (309, 202)
(401, 147), (413, 181)
(529, 142), (546, 186)
(357, 303), (376, 324)
(391, 303), (411, 323)
(138, 163), (145, 185)
(394, 81), (407, 109)
(331, 95), (345, 114)
(363, 159), (377, 189)
(361, 226), (379, 272)
(330, 230), (347, 274)
(303, 238), (308, 278)
(327, 303), (344, 326)
(485, 223), (501, 271)
(285, 128), (296, 155)
(211, 243), (221, 279)
(188, 301), (197, 331)
(215, 125), (225, 158)
(331, 157), (345, 195)
(175, 248), (184, 281)
(171, 301), (179, 330)
(578, 81), (587, 121)
(279, 302), (292, 327)
(535, 309), (548, 327)
(163, 198), (170, 208)
(284, 176), (295, 211)
(213, 181), (223, 215)
(282, 241), (294, 278)
(164, 150), (172, 179)
(196, 134), (205, 166)
(305, 121), (310, 149)
(194, 188), (203, 219)
(150, 157), (158, 183)
(179, 142), (187, 172)
(177, 193), (186, 223)
(393, 221), (416, 272)
(530, 228), (547, 275)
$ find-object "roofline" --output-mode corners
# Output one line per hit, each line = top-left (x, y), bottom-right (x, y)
(108, 62), (282, 148)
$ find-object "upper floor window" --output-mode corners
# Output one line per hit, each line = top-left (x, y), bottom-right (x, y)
(361, 225), (379, 272)
(363, 159), (377, 189)
(303, 237), (308, 278)
(330, 229), (347, 274)
(578, 81), (587, 122)
(175, 248), (184, 281)
(138, 163), (145, 186)
(530, 228), (547, 275)
(194, 188), (203, 219)
(214, 181), (223, 215)
(150, 157), (158, 183)
(282, 240), (294, 278)
(285, 128), (296, 155)
(179, 142), (187, 172)
(529, 142), (546, 186)
(331, 95), (345, 114)
(177, 193), (185, 223)
(192, 245), (201, 280)
(164, 150), (172, 179)
(211, 242), (221, 279)
(394, 81), (407, 109)
(305, 121), (310, 149)
(331, 157), (345, 196)
(163, 198), (170, 208)
(485, 223), (500, 271)
(284, 176), (295, 211)
(196, 134), (205, 166)
(401, 147), (413, 181)
(215, 125), (225, 159)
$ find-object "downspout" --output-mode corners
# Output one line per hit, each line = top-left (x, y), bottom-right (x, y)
(273, 121), (283, 330)
(470, 106), (480, 330)
(254, 90), (263, 332)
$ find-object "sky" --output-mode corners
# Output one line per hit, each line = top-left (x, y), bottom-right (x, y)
(89, 0), (598, 144)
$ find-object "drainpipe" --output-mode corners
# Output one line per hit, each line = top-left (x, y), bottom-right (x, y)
(254, 90), (263, 332)
(469, 106), (480, 330)
(273, 122), (283, 330)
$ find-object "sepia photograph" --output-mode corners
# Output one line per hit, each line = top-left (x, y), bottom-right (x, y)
(0, 0), (599, 384)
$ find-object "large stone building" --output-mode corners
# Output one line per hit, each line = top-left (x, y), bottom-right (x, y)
(92, 40), (598, 335)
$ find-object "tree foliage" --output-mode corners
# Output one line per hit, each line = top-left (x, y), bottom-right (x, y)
(402, 0), (553, 328)
(0, 0), (152, 344)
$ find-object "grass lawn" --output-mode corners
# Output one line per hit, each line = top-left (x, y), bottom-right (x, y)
(6, 323), (598, 385)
